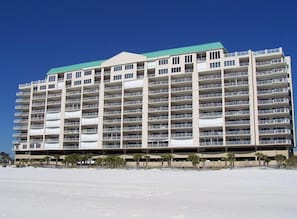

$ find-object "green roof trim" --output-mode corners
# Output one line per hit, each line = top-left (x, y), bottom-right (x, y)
(47, 42), (224, 75)
(143, 42), (224, 58)
(47, 60), (105, 75)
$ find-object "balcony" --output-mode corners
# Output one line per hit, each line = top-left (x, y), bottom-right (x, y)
(224, 71), (248, 78)
(253, 48), (281, 56)
(258, 88), (288, 95)
(123, 109), (142, 114)
(148, 116), (168, 121)
(225, 110), (250, 116)
(171, 114), (192, 119)
(199, 74), (221, 81)
(47, 100), (61, 105)
(84, 88), (99, 94)
(225, 81), (248, 87)
(200, 141), (223, 146)
(148, 134), (168, 139)
(226, 140), (250, 145)
(32, 95), (46, 100)
(258, 108), (290, 115)
(123, 126), (142, 131)
(48, 93), (62, 98)
(124, 100), (142, 106)
(124, 91), (142, 97)
(171, 104), (192, 110)
(83, 96), (99, 102)
(63, 138), (79, 142)
(259, 139), (291, 144)
(226, 130), (250, 135)
(256, 58), (282, 66)
(199, 84), (221, 90)
(199, 112), (222, 118)
(226, 120), (250, 126)
(225, 100), (249, 106)
(259, 118), (290, 125)
(149, 89), (168, 95)
(82, 104), (99, 110)
(199, 102), (222, 108)
(64, 122), (80, 126)
(225, 51), (249, 57)
(148, 124), (168, 130)
(123, 117), (142, 123)
(200, 131), (223, 137)
(149, 81), (168, 86)
(171, 133), (192, 138)
(103, 128), (121, 132)
(104, 110), (121, 116)
(122, 135), (142, 140)
(149, 97), (168, 103)
(105, 94), (122, 99)
(149, 106), (168, 112)
(171, 96), (193, 102)
(105, 86), (122, 91)
(104, 119), (121, 124)
(199, 93), (222, 99)
(66, 91), (81, 96)
(257, 78), (288, 86)
(171, 77), (192, 84)
(259, 129), (291, 135)
(171, 87), (192, 93)
(66, 99), (81, 104)
(258, 98), (289, 105)
(64, 129), (80, 134)
(256, 68), (287, 76)
(225, 90), (249, 97)
(171, 123), (192, 129)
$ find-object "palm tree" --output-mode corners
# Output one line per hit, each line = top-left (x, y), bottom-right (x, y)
(226, 153), (235, 169)
(65, 154), (79, 167)
(263, 155), (271, 167)
(133, 154), (142, 168)
(144, 155), (150, 168)
(53, 154), (60, 166)
(44, 156), (51, 165)
(275, 154), (286, 168)
(161, 154), (174, 167)
(95, 157), (103, 167)
(221, 157), (228, 168)
(255, 152), (264, 166)
(103, 155), (126, 168)
(188, 154), (200, 168)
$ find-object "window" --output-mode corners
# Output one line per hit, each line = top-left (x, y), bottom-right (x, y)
(113, 75), (122, 80)
(171, 67), (181, 73)
(48, 75), (55, 82)
(74, 80), (81, 86)
(210, 51), (221, 60)
(40, 85), (46, 90)
(172, 57), (180, 65)
(125, 64), (133, 70)
(75, 71), (81, 78)
(33, 87), (38, 92)
(210, 62), (221, 68)
(84, 79), (92, 84)
(185, 55), (192, 63)
(159, 59), (168, 65)
(66, 73), (72, 79)
(159, 69), (168, 75)
(84, 70), (92, 76)
(124, 73), (133, 79)
(114, 65), (122, 71)
(224, 60), (235, 67)
(48, 84), (55, 89)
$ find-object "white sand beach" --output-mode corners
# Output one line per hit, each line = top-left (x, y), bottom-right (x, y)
(0, 167), (296, 219)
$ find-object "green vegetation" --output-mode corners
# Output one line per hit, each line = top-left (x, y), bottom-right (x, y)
(275, 154), (286, 168)
(188, 154), (200, 168)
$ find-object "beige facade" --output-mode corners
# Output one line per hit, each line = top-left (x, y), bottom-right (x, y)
(13, 42), (295, 161)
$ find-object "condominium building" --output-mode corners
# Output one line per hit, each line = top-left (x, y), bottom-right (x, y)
(13, 42), (295, 162)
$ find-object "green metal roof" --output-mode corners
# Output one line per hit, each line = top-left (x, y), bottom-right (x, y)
(47, 42), (224, 75)
(143, 42), (224, 58)
(47, 60), (105, 75)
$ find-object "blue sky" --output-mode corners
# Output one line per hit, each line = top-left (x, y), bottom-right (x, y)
(0, 0), (296, 155)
